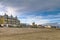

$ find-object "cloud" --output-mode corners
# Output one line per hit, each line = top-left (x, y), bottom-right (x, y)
(19, 15), (50, 24)
(0, 0), (60, 12)
(0, 0), (60, 24)
(0, 0), (60, 15)
(19, 13), (60, 24)
(5, 7), (18, 16)
(20, 18), (50, 25)
(43, 13), (60, 19)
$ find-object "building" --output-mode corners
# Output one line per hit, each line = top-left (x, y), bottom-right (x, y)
(45, 25), (57, 28)
(37, 25), (44, 28)
(45, 25), (51, 28)
(0, 13), (20, 27)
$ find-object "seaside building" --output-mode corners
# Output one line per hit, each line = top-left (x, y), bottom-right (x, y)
(0, 13), (20, 27)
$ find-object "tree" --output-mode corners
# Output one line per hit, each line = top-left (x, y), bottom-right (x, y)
(0, 16), (4, 24)
(32, 22), (38, 28)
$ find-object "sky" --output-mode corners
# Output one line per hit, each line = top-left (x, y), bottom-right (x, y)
(0, 0), (60, 25)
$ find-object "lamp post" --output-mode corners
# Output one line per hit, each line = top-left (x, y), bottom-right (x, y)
(7, 15), (8, 27)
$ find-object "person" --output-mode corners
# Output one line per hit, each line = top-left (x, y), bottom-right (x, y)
(0, 24), (1, 27)
(0, 24), (3, 27)
(6, 24), (8, 27)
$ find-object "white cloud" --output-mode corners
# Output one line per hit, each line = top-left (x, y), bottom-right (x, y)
(20, 18), (50, 25)
(19, 13), (60, 25)
(5, 7), (17, 16)
(20, 15), (50, 25)
(0, 0), (60, 12)
(0, 0), (60, 25)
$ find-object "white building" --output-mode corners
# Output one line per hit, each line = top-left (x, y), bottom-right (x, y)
(45, 25), (51, 28)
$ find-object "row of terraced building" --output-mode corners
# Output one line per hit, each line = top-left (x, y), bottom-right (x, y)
(0, 13), (20, 27)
